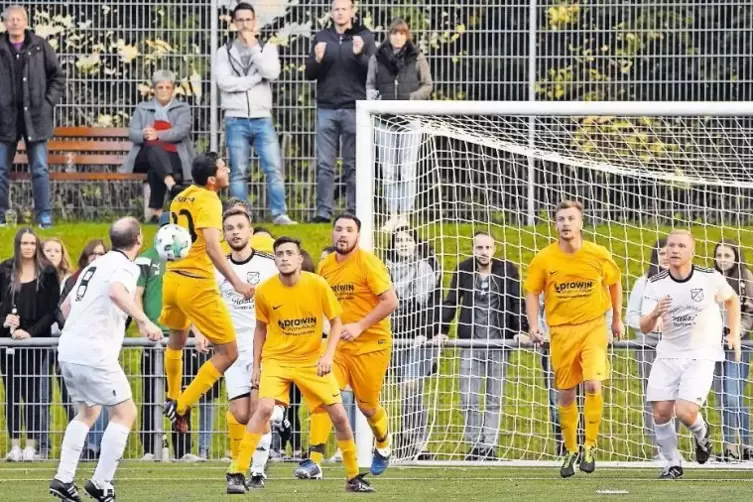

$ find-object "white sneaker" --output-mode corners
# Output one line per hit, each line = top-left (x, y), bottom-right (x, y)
(140, 453), (156, 462)
(328, 448), (343, 463)
(21, 446), (36, 462)
(6, 446), (22, 462)
(179, 453), (205, 463)
(273, 214), (297, 225)
(381, 215), (399, 233)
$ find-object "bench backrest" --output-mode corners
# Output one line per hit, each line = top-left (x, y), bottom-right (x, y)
(14, 127), (131, 166)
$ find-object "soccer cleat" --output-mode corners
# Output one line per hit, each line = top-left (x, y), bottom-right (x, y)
(83, 480), (115, 502)
(560, 451), (579, 478)
(248, 472), (266, 489)
(294, 459), (323, 479)
(694, 427), (712, 465)
(226, 473), (248, 494)
(659, 465), (683, 479)
(6, 445), (22, 462)
(346, 473), (375, 493)
(370, 435), (391, 476)
(164, 400), (189, 434)
(579, 446), (595, 474)
(49, 478), (82, 501)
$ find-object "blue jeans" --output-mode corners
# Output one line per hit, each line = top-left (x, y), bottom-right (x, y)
(712, 348), (752, 447)
(315, 108), (356, 219)
(225, 117), (287, 218)
(0, 140), (52, 224)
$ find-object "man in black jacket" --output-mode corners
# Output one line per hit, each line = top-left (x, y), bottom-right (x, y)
(440, 232), (525, 460)
(0, 5), (65, 228)
(305, 0), (375, 222)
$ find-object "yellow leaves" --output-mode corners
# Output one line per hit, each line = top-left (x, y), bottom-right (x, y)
(34, 23), (65, 39)
(455, 24), (466, 35)
(137, 84), (152, 98)
(189, 71), (202, 101)
(75, 53), (101, 75)
(96, 115), (114, 127)
(115, 39), (139, 64)
(144, 39), (174, 64)
(272, 22), (312, 47)
(547, 3), (580, 30)
(253, 0), (295, 28)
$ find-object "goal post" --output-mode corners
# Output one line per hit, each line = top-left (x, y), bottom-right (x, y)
(354, 100), (753, 467)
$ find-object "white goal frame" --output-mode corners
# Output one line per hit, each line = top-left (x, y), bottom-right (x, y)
(352, 100), (753, 468)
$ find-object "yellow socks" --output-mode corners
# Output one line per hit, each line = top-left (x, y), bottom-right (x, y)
(164, 347), (183, 401)
(234, 431), (262, 474)
(337, 439), (359, 480)
(176, 361), (221, 415)
(226, 410), (245, 461)
(584, 392), (604, 449)
(309, 410), (332, 465)
(367, 407), (389, 449)
(559, 402), (579, 454)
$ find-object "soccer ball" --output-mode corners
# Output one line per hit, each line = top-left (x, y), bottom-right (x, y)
(154, 224), (192, 262)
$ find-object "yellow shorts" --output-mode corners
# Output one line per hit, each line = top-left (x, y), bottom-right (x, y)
(159, 272), (236, 346)
(549, 317), (610, 390)
(260, 362), (342, 411)
(334, 348), (390, 410)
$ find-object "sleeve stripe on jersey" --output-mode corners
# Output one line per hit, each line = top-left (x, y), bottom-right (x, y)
(649, 270), (670, 283)
(694, 265), (715, 274)
(256, 251), (275, 260)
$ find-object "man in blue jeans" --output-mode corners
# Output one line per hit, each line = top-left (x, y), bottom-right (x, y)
(305, 0), (375, 223)
(214, 2), (295, 225)
(0, 5), (65, 228)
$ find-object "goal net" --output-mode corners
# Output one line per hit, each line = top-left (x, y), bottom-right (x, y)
(354, 101), (753, 466)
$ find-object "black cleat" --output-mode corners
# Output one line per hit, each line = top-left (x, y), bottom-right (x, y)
(560, 451), (578, 478)
(694, 427), (712, 465)
(83, 480), (115, 502)
(346, 473), (375, 493)
(49, 478), (82, 501)
(579, 446), (595, 474)
(248, 473), (265, 489)
(164, 400), (189, 433)
(659, 465), (683, 479)
(226, 473), (248, 495)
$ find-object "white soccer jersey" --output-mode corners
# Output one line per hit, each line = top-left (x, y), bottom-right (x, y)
(215, 250), (277, 353)
(641, 265), (736, 361)
(58, 250), (140, 369)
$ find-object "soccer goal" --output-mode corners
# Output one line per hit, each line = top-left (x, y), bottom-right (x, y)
(354, 100), (753, 467)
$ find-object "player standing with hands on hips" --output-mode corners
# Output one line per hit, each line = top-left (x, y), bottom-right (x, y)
(640, 229), (740, 480)
(524, 200), (624, 478)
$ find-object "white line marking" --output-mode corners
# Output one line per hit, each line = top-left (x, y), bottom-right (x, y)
(2, 477), (753, 483)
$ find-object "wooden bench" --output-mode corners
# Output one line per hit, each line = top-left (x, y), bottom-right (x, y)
(10, 127), (145, 182)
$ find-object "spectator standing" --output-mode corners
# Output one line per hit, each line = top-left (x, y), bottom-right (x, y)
(38, 237), (72, 458)
(386, 226), (440, 460)
(123, 70), (194, 223)
(306, 0), (376, 222)
(712, 238), (753, 461)
(0, 5), (65, 228)
(626, 238), (669, 459)
(214, 3), (295, 226)
(366, 18), (432, 232)
(0, 227), (60, 461)
(440, 232), (524, 460)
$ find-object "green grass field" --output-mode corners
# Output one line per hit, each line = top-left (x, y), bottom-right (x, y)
(0, 221), (751, 464)
(2, 462), (753, 501)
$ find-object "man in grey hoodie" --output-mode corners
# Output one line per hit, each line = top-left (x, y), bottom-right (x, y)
(214, 3), (295, 225)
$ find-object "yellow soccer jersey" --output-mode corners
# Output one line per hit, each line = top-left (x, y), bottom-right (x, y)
(317, 249), (393, 354)
(166, 185), (223, 279)
(256, 271), (342, 366)
(525, 241), (620, 327)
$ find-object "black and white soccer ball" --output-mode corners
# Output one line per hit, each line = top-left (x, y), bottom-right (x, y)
(154, 224), (192, 262)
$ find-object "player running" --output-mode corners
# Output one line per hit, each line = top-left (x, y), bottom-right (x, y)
(640, 230), (740, 479)
(227, 236), (373, 493)
(524, 200), (624, 478)
(215, 206), (278, 490)
(49, 218), (163, 502)
(297, 213), (398, 479)
(160, 153), (254, 432)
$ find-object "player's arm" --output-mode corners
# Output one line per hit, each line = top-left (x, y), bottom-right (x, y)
(318, 282), (343, 375)
(603, 252), (624, 338)
(716, 273), (742, 361)
(523, 253), (546, 342)
(251, 321), (267, 386)
(108, 269), (162, 341)
(342, 256), (398, 340)
(639, 282), (665, 334)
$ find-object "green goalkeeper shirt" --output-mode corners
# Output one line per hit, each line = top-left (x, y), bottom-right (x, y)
(135, 247), (167, 333)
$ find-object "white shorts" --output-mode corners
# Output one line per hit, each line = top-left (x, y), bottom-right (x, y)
(60, 362), (132, 408)
(225, 350), (254, 401)
(646, 358), (716, 406)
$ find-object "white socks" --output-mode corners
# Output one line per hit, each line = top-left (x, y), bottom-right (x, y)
(654, 419), (681, 467)
(92, 422), (131, 486)
(251, 432), (272, 476)
(55, 420), (91, 483)
(688, 414), (708, 442)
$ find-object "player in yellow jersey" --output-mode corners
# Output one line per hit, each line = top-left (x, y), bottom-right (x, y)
(524, 200), (623, 478)
(227, 236), (374, 494)
(159, 153), (255, 432)
(297, 213), (398, 479)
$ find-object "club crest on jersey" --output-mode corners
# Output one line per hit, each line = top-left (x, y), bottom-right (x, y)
(691, 288), (704, 302)
(247, 271), (261, 285)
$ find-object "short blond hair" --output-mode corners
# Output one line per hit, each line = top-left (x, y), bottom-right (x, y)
(555, 200), (584, 213)
(668, 229), (696, 245)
